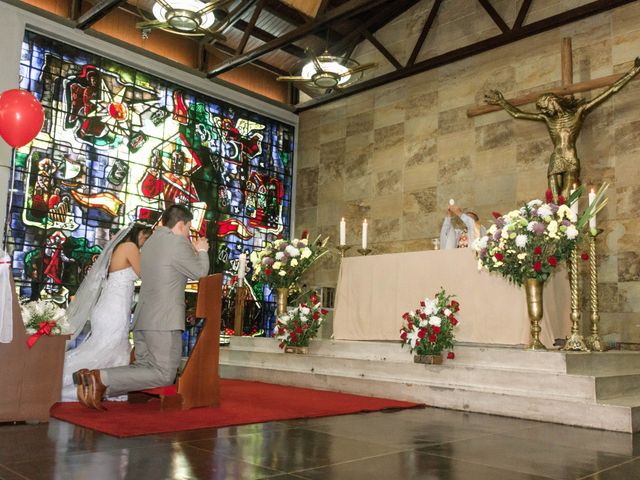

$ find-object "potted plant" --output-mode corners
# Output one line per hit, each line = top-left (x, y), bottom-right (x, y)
(472, 186), (607, 349)
(274, 293), (328, 353)
(400, 288), (460, 364)
(250, 233), (328, 316)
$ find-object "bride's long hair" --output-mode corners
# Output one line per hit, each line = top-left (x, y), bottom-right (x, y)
(116, 224), (152, 249)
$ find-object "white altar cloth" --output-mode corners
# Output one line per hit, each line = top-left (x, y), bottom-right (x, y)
(333, 249), (570, 346)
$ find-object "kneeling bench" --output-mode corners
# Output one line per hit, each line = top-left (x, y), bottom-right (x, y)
(127, 274), (222, 410)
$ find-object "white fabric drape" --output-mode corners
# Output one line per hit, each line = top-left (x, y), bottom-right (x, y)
(0, 249), (13, 343)
(334, 248), (570, 346)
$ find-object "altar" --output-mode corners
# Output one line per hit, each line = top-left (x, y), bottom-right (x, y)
(333, 249), (570, 346)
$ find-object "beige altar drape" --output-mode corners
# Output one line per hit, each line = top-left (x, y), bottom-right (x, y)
(333, 249), (570, 346)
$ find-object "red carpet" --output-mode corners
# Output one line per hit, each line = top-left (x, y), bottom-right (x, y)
(50, 379), (422, 437)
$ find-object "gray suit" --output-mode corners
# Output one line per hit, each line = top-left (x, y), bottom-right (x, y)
(101, 226), (209, 396)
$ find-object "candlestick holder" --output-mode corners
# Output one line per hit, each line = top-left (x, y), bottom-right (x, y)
(357, 248), (372, 256)
(586, 229), (605, 352)
(335, 245), (351, 258)
(562, 248), (590, 352)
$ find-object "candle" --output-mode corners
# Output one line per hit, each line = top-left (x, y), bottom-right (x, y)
(569, 184), (579, 217)
(238, 253), (246, 285)
(339, 217), (346, 246)
(588, 188), (597, 230)
(362, 219), (368, 249)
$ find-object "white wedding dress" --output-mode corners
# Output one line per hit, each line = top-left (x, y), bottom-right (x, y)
(60, 267), (138, 401)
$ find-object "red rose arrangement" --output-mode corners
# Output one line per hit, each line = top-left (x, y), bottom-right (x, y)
(274, 293), (328, 349)
(399, 288), (460, 358)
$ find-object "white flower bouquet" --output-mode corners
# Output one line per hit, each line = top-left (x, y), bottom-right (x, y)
(21, 299), (69, 348)
(249, 233), (329, 289)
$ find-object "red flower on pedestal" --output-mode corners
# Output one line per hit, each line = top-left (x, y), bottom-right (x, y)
(447, 352), (455, 360)
(432, 326), (442, 334)
(428, 334), (437, 343)
(534, 246), (542, 255)
(494, 252), (504, 261)
(548, 256), (558, 267)
(533, 261), (542, 272)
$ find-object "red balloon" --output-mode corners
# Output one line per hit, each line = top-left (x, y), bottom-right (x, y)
(0, 89), (44, 148)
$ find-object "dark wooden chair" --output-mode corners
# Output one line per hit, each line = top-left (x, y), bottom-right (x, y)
(129, 274), (222, 410)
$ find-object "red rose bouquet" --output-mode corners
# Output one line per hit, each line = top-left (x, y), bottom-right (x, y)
(399, 288), (459, 358)
(274, 293), (328, 348)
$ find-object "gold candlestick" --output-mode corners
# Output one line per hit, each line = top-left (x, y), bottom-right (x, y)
(336, 245), (351, 258)
(586, 230), (605, 352)
(357, 248), (372, 256)
(562, 248), (589, 351)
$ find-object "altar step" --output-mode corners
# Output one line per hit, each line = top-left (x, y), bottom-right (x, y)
(219, 338), (640, 433)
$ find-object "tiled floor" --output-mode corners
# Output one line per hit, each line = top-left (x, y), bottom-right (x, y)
(1, 406), (639, 479)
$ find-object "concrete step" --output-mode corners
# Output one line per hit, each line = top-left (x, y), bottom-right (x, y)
(220, 338), (640, 432)
(219, 364), (640, 433)
(227, 338), (640, 375)
(221, 349), (601, 401)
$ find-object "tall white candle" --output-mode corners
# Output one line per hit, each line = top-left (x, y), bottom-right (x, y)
(588, 188), (597, 230)
(569, 184), (579, 217)
(339, 217), (346, 246)
(238, 253), (247, 285)
(362, 219), (368, 249)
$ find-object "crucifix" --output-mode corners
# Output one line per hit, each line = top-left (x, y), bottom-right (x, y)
(467, 38), (640, 199)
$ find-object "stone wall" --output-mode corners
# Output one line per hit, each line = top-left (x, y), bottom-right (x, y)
(295, 1), (640, 343)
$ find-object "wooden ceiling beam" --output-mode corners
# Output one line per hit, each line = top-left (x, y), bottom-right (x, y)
(233, 19), (306, 58)
(296, 0), (637, 111)
(207, 0), (389, 77)
(514, 0), (533, 29)
(364, 30), (401, 70)
(76, 0), (125, 29)
(477, 0), (510, 33)
(407, 0), (442, 67)
(236, 0), (267, 54)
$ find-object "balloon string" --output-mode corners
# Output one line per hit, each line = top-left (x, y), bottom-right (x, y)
(2, 157), (16, 251)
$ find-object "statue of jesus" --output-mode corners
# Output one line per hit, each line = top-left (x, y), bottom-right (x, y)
(485, 57), (640, 199)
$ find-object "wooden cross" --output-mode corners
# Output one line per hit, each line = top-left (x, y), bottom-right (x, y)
(467, 38), (639, 117)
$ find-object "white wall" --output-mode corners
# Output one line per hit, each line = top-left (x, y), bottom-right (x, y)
(0, 1), (299, 245)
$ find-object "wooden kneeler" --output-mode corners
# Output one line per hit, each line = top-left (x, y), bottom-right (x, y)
(128, 274), (223, 410)
(0, 276), (69, 423)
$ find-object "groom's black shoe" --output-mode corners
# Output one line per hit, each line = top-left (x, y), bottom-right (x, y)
(72, 369), (90, 408)
(86, 369), (107, 411)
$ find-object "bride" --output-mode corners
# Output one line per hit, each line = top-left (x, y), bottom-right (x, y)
(60, 223), (152, 401)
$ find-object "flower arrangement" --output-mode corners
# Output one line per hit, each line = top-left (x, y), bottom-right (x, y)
(20, 299), (69, 348)
(472, 186), (608, 286)
(399, 289), (460, 358)
(274, 293), (328, 349)
(250, 234), (329, 289)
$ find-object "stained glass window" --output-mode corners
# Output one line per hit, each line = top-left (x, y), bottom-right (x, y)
(4, 31), (294, 334)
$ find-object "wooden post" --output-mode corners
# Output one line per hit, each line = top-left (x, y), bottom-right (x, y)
(234, 285), (248, 336)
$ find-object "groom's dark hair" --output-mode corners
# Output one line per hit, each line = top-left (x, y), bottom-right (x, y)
(162, 204), (193, 228)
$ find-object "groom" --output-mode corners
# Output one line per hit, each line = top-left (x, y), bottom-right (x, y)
(75, 204), (209, 409)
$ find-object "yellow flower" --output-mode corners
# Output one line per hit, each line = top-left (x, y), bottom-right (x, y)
(278, 270), (287, 276)
(290, 258), (299, 267)
(272, 261), (282, 270)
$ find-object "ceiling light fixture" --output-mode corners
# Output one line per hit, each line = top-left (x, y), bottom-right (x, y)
(278, 49), (375, 93)
(137, 0), (230, 38)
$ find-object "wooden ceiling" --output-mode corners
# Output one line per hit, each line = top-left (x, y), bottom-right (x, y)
(10, 0), (639, 111)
